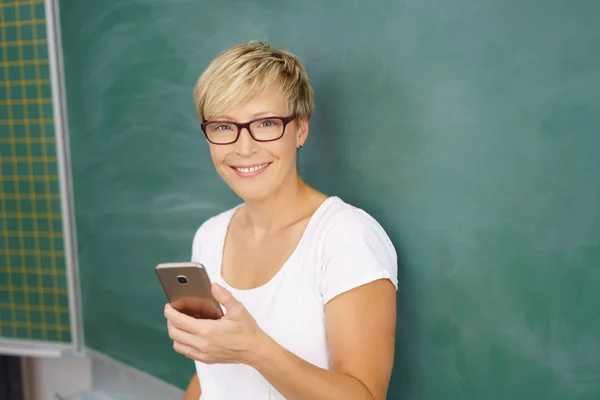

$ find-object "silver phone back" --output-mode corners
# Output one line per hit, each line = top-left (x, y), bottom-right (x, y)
(155, 262), (223, 319)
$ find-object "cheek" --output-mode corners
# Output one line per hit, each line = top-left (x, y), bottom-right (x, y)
(208, 146), (228, 167)
(269, 136), (298, 160)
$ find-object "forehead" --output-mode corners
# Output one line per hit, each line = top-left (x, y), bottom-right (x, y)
(216, 84), (290, 121)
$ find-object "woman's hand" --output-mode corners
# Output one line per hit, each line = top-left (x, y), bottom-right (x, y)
(164, 283), (265, 365)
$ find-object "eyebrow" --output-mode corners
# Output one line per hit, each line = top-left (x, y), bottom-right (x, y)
(214, 111), (286, 121)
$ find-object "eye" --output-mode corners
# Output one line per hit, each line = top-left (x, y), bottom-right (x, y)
(215, 124), (233, 131)
(259, 120), (276, 127)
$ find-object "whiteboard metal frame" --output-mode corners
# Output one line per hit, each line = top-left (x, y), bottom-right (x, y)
(0, 338), (72, 358)
(45, 0), (85, 357)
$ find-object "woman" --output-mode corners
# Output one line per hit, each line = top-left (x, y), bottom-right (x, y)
(164, 40), (398, 400)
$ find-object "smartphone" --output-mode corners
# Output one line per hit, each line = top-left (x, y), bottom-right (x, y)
(155, 262), (224, 319)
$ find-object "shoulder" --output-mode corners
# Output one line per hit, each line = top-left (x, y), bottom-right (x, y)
(319, 197), (395, 253)
(191, 204), (241, 252)
(314, 197), (398, 303)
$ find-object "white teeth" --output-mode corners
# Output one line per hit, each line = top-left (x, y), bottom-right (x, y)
(235, 163), (269, 174)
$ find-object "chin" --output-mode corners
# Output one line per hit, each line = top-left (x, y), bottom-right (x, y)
(218, 168), (274, 203)
(217, 163), (293, 203)
(232, 187), (273, 203)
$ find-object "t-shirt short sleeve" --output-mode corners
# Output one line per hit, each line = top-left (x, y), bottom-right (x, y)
(320, 209), (398, 304)
(191, 219), (211, 262)
(190, 209), (234, 264)
(191, 226), (202, 261)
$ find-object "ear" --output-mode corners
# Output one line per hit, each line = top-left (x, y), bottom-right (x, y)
(295, 119), (309, 148)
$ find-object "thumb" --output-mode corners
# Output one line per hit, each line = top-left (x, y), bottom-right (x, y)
(212, 283), (243, 314)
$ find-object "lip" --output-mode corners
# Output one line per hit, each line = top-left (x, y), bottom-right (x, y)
(229, 162), (272, 178)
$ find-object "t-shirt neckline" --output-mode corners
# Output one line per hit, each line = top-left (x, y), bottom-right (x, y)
(216, 196), (338, 295)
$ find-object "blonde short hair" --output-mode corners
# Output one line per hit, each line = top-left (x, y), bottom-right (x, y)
(193, 41), (314, 122)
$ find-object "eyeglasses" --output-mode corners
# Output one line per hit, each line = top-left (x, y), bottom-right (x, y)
(200, 115), (296, 145)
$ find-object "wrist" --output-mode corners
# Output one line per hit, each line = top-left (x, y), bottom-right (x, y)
(245, 330), (279, 370)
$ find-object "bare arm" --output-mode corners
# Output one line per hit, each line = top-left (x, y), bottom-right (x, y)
(182, 374), (201, 400)
(249, 279), (396, 400)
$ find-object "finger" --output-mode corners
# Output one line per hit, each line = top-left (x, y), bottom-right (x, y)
(212, 283), (243, 314)
(165, 304), (202, 332)
(173, 340), (215, 364)
(173, 340), (196, 358)
(164, 303), (180, 320)
(166, 305), (220, 337)
(168, 322), (203, 347)
(164, 302), (182, 319)
(170, 325), (213, 362)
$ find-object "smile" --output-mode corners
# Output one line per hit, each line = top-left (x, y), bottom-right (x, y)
(230, 162), (271, 177)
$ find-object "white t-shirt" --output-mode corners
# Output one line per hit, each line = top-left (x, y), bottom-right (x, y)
(191, 196), (398, 400)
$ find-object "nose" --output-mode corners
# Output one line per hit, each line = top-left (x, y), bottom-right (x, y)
(233, 127), (257, 156)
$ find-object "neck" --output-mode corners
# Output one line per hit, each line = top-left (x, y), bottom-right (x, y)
(242, 173), (313, 235)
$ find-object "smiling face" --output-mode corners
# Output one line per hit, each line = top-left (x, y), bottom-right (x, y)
(193, 41), (314, 202)
(206, 84), (308, 202)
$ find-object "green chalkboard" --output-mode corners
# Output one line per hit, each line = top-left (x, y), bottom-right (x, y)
(59, 0), (600, 398)
(0, 0), (72, 344)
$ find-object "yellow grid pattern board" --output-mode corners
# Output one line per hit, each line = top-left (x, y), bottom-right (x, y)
(0, 0), (71, 343)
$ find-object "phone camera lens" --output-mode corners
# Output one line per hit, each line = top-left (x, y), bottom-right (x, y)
(177, 276), (188, 285)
